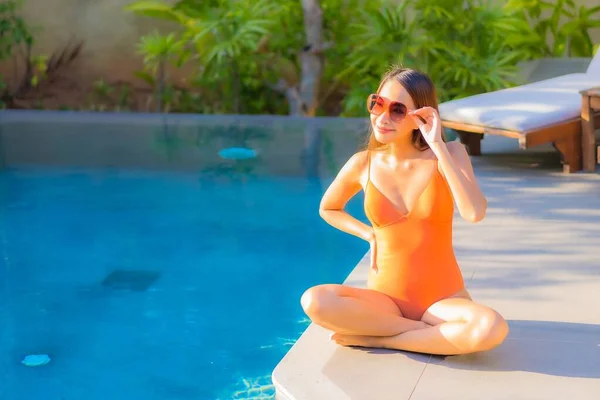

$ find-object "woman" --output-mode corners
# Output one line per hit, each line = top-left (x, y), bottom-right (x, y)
(301, 67), (509, 355)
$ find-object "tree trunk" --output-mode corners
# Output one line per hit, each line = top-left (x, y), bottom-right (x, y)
(156, 59), (165, 113)
(299, 0), (324, 117)
(232, 58), (241, 114)
(284, 84), (303, 116)
(298, 0), (324, 178)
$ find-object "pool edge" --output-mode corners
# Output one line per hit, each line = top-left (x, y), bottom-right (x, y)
(271, 252), (371, 400)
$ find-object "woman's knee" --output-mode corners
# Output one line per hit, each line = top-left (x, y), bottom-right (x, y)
(300, 285), (338, 320)
(467, 308), (509, 352)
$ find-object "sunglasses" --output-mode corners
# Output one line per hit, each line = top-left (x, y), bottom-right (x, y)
(366, 94), (408, 122)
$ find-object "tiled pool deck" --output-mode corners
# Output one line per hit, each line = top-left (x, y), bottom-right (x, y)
(273, 136), (600, 400)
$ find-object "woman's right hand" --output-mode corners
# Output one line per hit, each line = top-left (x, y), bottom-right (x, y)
(368, 230), (378, 274)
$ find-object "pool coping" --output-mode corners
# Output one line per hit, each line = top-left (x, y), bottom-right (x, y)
(270, 251), (416, 400)
(270, 251), (439, 400)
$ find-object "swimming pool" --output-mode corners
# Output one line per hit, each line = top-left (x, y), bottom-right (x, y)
(0, 113), (369, 399)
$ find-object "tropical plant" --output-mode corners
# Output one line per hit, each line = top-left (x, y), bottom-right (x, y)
(126, 0), (281, 114)
(333, 2), (420, 116)
(504, 0), (600, 58)
(337, 3), (420, 84)
(0, 0), (40, 107)
(1, 0), (83, 109)
(337, 0), (527, 111)
(414, 0), (525, 100)
(0, 0), (31, 62)
(124, 0), (598, 118)
(134, 30), (186, 112)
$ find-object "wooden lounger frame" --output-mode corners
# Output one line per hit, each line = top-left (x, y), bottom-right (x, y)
(442, 111), (600, 173)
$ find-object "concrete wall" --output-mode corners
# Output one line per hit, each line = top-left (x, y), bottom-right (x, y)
(1, 0), (599, 88)
(0, 0), (189, 87)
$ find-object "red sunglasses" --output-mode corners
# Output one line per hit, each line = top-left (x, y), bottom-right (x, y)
(366, 94), (408, 122)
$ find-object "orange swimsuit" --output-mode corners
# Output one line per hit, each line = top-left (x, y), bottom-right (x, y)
(364, 152), (465, 321)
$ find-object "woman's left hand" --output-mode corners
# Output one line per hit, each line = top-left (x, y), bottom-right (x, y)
(409, 107), (444, 147)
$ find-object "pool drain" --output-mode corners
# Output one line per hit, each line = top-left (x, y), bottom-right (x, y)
(218, 147), (258, 160)
(21, 354), (51, 367)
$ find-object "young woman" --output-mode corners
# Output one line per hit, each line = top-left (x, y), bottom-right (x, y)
(301, 67), (509, 355)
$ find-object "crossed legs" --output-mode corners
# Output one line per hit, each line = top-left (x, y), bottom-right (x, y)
(301, 284), (509, 355)
(300, 284), (429, 336)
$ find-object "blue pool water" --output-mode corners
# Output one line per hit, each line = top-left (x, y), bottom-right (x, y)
(0, 167), (367, 400)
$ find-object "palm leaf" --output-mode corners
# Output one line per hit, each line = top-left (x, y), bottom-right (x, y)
(124, 1), (187, 23)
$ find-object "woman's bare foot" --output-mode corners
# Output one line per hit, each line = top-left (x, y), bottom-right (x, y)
(330, 321), (431, 348)
(331, 332), (384, 348)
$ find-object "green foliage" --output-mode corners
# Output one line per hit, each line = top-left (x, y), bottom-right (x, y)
(122, 0), (599, 117)
(123, 1), (187, 23)
(337, 3), (420, 87)
(0, 0), (50, 107)
(133, 30), (187, 112)
(337, 0), (533, 111)
(504, 0), (600, 58)
(415, 0), (524, 100)
(248, 0), (303, 90)
(0, 0), (32, 61)
(183, 0), (276, 71)
(126, 0), (284, 114)
(136, 30), (186, 72)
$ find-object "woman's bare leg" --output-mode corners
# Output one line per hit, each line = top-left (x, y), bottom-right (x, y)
(331, 292), (509, 355)
(301, 284), (428, 336)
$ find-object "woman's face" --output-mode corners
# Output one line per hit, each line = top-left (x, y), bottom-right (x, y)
(369, 80), (419, 145)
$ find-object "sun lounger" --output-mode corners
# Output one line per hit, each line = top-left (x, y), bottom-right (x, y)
(439, 54), (600, 173)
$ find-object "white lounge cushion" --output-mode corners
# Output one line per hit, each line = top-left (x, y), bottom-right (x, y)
(586, 51), (600, 76)
(439, 73), (600, 132)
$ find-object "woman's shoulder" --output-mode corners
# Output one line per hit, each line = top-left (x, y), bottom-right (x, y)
(336, 150), (370, 179)
(349, 149), (370, 164)
(345, 150), (371, 171)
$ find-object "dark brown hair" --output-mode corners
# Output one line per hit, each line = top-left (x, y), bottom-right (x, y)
(365, 66), (445, 151)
